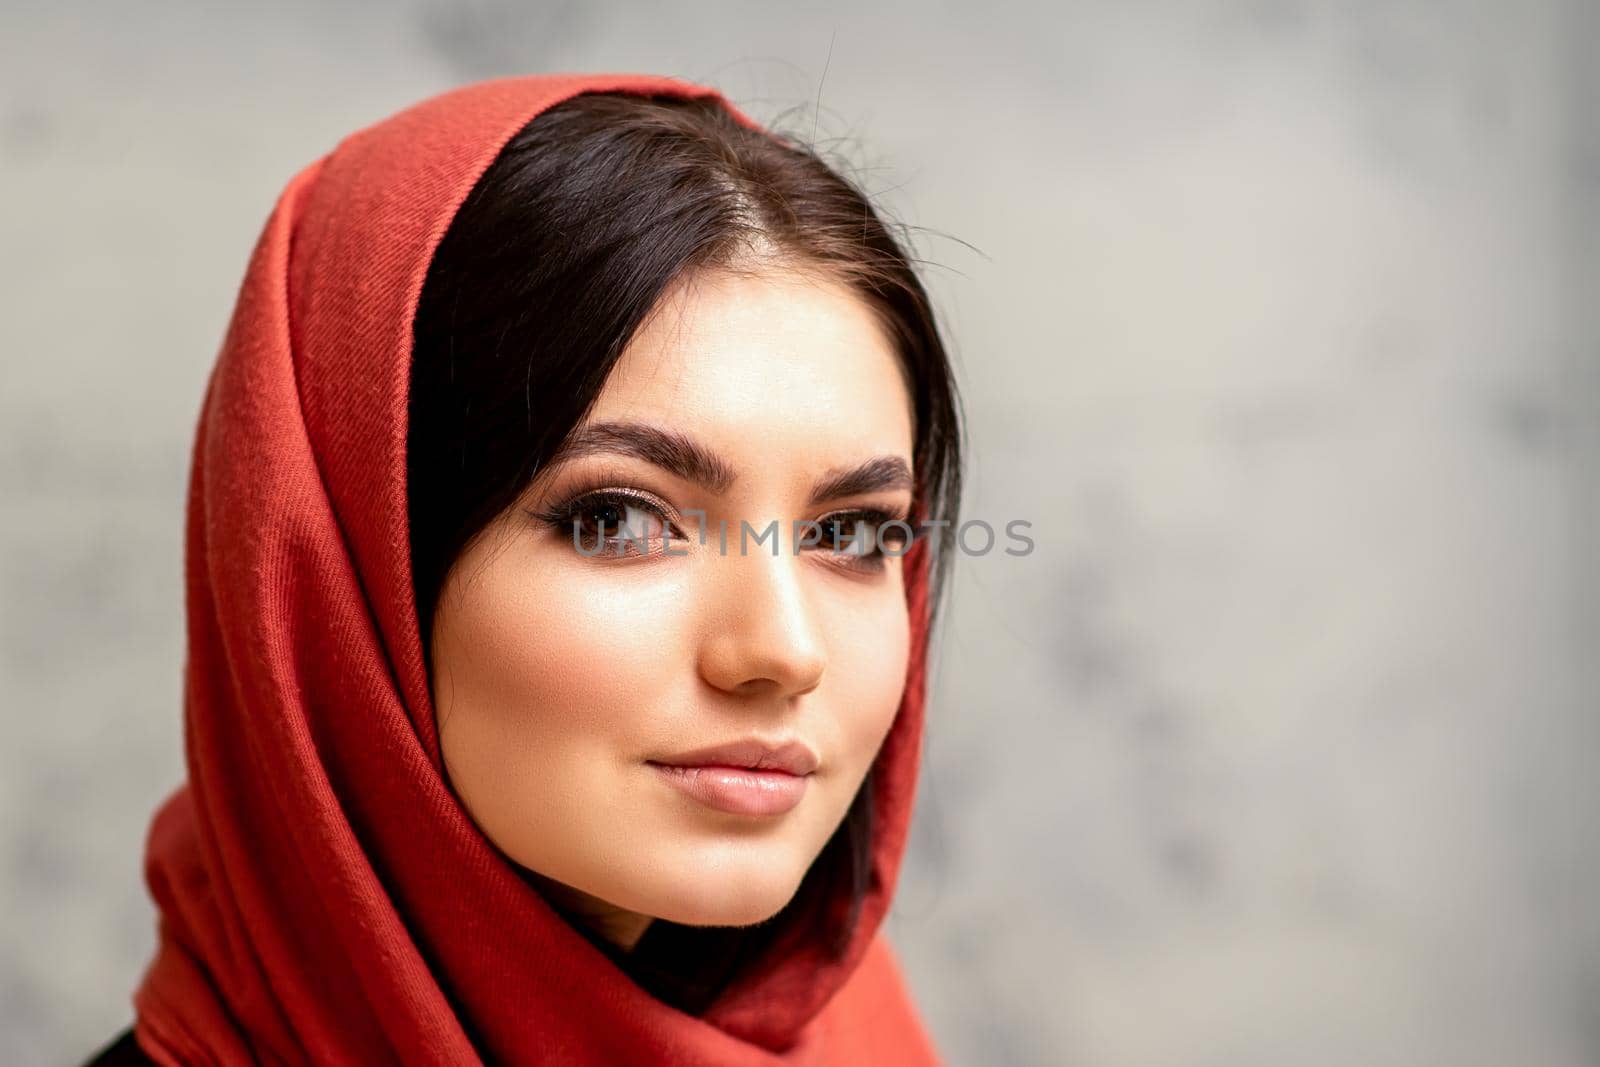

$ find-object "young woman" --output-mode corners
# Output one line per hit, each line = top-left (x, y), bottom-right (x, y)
(87, 71), (963, 1065)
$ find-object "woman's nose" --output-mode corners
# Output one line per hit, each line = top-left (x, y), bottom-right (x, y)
(696, 544), (828, 699)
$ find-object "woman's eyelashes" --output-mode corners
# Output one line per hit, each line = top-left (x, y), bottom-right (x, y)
(811, 507), (914, 572)
(531, 488), (682, 557)
(529, 486), (914, 569)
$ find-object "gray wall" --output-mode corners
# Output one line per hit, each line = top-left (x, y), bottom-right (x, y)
(4, 2), (1597, 1064)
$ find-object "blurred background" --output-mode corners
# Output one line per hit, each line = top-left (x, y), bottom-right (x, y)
(3, 1), (1597, 1064)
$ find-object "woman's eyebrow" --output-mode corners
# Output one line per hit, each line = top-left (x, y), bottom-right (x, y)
(552, 421), (736, 494)
(805, 455), (914, 506)
(551, 420), (912, 504)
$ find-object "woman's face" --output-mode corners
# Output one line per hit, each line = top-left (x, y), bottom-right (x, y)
(428, 266), (915, 942)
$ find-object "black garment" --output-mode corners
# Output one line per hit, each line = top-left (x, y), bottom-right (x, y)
(82, 1027), (155, 1066)
(562, 909), (762, 1017)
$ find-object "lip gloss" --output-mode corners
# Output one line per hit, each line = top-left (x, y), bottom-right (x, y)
(649, 763), (810, 816)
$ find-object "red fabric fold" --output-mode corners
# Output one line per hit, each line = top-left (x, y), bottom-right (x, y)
(131, 72), (939, 1066)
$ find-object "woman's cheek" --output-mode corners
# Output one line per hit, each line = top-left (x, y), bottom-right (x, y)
(469, 553), (689, 731)
(827, 582), (913, 777)
(433, 550), (685, 850)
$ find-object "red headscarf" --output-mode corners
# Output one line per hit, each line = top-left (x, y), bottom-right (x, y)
(131, 72), (940, 1066)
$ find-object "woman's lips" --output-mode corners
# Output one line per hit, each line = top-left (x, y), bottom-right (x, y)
(647, 739), (817, 816)
(648, 763), (810, 816)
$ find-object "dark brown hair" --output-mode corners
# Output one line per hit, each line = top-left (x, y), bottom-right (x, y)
(407, 89), (963, 1014)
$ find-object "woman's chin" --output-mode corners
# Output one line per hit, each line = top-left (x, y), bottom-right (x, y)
(619, 862), (809, 929)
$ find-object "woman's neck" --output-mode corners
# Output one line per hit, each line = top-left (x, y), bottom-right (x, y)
(525, 872), (654, 952)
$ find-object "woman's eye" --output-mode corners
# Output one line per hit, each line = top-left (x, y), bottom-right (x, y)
(539, 491), (674, 557)
(814, 511), (912, 569)
(819, 516), (875, 556)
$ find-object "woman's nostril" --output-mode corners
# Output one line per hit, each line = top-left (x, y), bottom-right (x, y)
(699, 637), (827, 698)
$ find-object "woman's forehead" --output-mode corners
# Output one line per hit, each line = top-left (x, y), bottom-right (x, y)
(591, 268), (915, 460)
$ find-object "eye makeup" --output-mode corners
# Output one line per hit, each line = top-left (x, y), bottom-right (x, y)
(525, 470), (915, 571)
(810, 506), (916, 573)
(528, 486), (683, 559)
